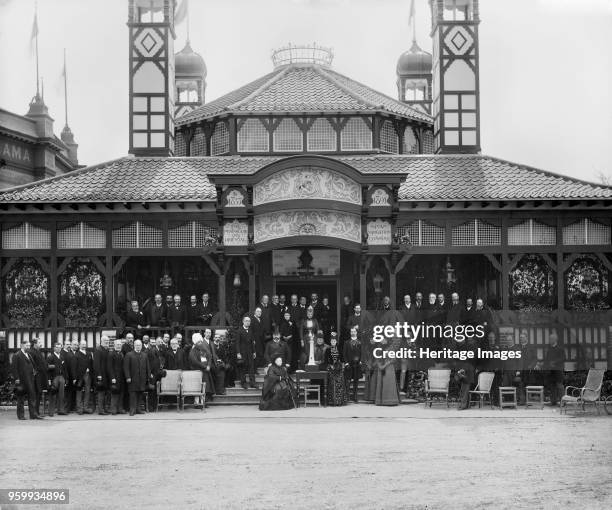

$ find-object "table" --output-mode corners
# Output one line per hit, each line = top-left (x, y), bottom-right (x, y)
(293, 371), (328, 408)
(499, 386), (517, 409)
(525, 385), (545, 409)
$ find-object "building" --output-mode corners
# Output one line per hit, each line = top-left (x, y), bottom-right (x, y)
(0, 96), (79, 190)
(0, 0), (610, 371)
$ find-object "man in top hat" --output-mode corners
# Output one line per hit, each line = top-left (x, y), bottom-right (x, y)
(11, 338), (41, 420)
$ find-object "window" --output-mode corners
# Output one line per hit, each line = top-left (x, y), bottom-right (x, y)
(211, 122), (229, 156)
(190, 126), (206, 156)
(174, 131), (187, 156)
(341, 117), (372, 151)
(58, 222), (106, 249)
(273, 118), (303, 152)
(2, 223), (51, 249)
(380, 121), (399, 154)
(307, 118), (336, 152)
(403, 126), (418, 154)
(237, 119), (269, 152)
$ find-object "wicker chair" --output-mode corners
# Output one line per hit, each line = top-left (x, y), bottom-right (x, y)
(468, 371), (495, 408)
(425, 369), (451, 407)
(560, 369), (605, 415)
(180, 370), (206, 412)
(157, 370), (182, 411)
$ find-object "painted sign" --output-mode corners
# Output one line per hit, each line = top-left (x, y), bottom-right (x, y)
(223, 220), (248, 246)
(0, 137), (33, 167)
(367, 219), (392, 245)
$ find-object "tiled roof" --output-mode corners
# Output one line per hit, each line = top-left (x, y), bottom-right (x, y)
(176, 63), (432, 125)
(1, 154), (611, 203)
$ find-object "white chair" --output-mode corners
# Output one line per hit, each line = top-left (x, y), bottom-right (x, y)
(469, 371), (495, 408)
(561, 369), (605, 415)
(180, 370), (206, 412)
(424, 369), (451, 407)
(157, 370), (182, 411)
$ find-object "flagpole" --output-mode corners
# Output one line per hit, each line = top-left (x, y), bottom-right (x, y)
(186, 0), (190, 43)
(64, 48), (68, 127)
(411, 0), (416, 44)
(35, 2), (40, 97)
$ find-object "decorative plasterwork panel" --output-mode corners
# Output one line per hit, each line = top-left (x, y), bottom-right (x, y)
(253, 167), (361, 206)
(254, 209), (361, 244)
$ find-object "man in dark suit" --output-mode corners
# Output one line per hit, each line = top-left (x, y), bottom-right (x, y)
(126, 300), (147, 333)
(288, 294), (302, 325)
(250, 307), (266, 367)
(123, 339), (152, 416)
(446, 292), (463, 327)
(47, 342), (67, 416)
(11, 339), (41, 420)
(29, 337), (48, 417)
(186, 295), (203, 326)
(200, 293), (215, 326)
(148, 293), (168, 328)
(92, 335), (110, 415)
(236, 316), (257, 390)
(121, 333), (134, 355)
(270, 294), (282, 330)
(71, 339), (94, 414)
(472, 298), (493, 336)
(164, 337), (187, 370)
(147, 337), (165, 411)
(310, 293), (323, 320)
(258, 295), (273, 344)
(400, 294), (418, 325)
(414, 292), (424, 322)
(107, 339), (126, 414)
(61, 339), (75, 414)
(462, 298), (475, 326)
(167, 294), (186, 336)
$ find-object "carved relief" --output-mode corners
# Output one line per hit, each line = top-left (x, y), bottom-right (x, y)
(253, 167), (361, 206)
(223, 220), (249, 246)
(254, 210), (361, 244)
(225, 189), (245, 207)
(370, 188), (390, 206)
(367, 219), (392, 245)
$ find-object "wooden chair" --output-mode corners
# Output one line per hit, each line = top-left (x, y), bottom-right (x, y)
(180, 370), (206, 412)
(469, 371), (495, 408)
(303, 385), (321, 407)
(425, 369), (451, 407)
(560, 369), (605, 415)
(157, 370), (182, 411)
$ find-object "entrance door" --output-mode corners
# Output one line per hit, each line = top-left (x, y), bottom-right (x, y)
(275, 280), (338, 330)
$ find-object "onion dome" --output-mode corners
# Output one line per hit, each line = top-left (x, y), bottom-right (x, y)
(396, 40), (432, 77)
(175, 41), (207, 77)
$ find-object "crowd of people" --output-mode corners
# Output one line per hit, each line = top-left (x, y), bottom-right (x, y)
(10, 289), (574, 418)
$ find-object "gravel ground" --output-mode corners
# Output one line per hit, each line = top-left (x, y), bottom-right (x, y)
(0, 405), (611, 510)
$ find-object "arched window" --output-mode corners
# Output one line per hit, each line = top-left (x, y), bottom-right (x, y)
(273, 118), (303, 152)
(380, 121), (399, 153)
(307, 118), (336, 152)
(210, 122), (229, 156)
(2, 258), (49, 327)
(59, 258), (105, 327)
(237, 119), (269, 152)
(341, 117), (372, 151)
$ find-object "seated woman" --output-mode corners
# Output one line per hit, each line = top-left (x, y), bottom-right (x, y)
(259, 355), (297, 411)
(324, 333), (347, 406)
(373, 338), (400, 406)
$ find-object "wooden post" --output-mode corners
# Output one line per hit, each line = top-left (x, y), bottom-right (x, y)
(248, 254), (256, 312)
(105, 222), (114, 327)
(359, 255), (367, 309)
(556, 217), (564, 313)
(501, 252), (510, 310)
(49, 222), (58, 343)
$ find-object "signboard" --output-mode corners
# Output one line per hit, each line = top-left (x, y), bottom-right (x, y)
(272, 249), (340, 276)
(367, 219), (392, 245)
(223, 220), (248, 246)
(0, 137), (34, 167)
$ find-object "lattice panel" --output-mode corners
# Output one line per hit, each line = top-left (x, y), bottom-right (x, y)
(2, 223), (27, 249)
(422, 220), (445, 246)
(452, 220), (475, 246)
(190, 127), (206, 156)
(174, 131), (187, 156)
(421, 129), (434, 154)
(58, 222), (106, 249)
(341, 117), (372, 151)
(403, 126), (418, 154)
(211, 122), (229, 156)
(380, 121), (399, 154)
(194, 223), (218, 247)
(477, 220), (501, 246)
(307, 118), (336, 151)
(112, 223), (137, 248)
(237, 119), (269, 152)
(587, 219), (611, 245)
(273, 118), (303, 152)
(168, 222), (192, 248)
(509, 220), (556, 246)
(139, 222), (163, 248)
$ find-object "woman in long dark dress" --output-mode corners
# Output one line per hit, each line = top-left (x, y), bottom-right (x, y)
(324, 333), (347, 406)
(343, 327), (362, 403)
(259, 355), (297, 411)
(374, 339), (400, 406)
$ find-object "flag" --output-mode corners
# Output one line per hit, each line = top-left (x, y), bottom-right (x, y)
(408, 0), (415, 24)
(29, 11), (38, 55)
(175, 0), (189, 25)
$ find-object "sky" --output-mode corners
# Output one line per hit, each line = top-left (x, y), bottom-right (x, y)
(0, 0), (611, 184)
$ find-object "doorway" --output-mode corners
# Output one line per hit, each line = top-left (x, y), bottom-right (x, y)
(275, 279), (339, 330)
